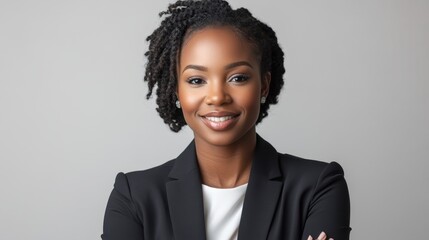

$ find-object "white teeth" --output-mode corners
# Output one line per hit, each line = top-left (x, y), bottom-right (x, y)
(205, 116), (234, 122)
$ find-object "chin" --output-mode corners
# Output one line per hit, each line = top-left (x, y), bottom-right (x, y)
(195, 127), (256, 147)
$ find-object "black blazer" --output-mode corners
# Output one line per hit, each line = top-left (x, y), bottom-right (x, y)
(102, 136), (351, 240)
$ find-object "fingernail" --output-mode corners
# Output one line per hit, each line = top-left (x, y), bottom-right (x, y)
(307, 236), (313, 240)
(317, 231), (326, 240)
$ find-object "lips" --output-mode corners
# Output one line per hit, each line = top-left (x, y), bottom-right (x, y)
(205, 115), (235, 122)
(200, 111), (240, 131)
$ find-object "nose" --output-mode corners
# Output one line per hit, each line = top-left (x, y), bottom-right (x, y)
(205, 81), (232, 106)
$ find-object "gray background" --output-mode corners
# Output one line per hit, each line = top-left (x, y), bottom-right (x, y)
(1, 0), (428, 239)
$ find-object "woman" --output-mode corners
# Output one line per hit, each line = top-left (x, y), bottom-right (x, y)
(102, 0), (351, 239)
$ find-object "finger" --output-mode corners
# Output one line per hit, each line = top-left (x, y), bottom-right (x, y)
(316, 231), (327, 240)
(307, 235), (313, 240)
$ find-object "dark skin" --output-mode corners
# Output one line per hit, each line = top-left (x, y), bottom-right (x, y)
(195, 130), (255, 188)
(177, 26), (269, 188)
(176, 26), (332, 240)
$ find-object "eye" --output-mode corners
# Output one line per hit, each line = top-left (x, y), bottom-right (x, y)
(186, 77), (206, 86)
(228, 74), (250, 84)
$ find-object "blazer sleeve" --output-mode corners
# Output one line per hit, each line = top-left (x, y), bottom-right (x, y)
(101, 173), (144, 240)
(301, 162), (351, 240)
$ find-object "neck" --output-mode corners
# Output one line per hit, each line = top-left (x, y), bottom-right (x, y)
(194, 129), (257, 188)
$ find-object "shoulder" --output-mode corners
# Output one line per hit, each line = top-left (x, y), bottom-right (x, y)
(278, 153), (344, 176)
(276, 152), (350, 213)
(277, 152), (347, 190)
(126, 159), (176, 182)
(112, 159), (176, 199)
(256, 135), (346, 186)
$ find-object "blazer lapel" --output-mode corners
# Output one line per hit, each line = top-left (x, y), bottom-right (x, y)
(238, 135), (283, 240)
(166, 141), (206, 240)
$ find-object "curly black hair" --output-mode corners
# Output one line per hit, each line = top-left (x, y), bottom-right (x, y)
(144, 0), (285, 132)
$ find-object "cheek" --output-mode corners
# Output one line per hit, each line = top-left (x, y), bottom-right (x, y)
(178, 87), (203, 115)
(236, 86), (261, 116)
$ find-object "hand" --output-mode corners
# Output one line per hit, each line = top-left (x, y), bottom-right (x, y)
(307, 231), (333, 240)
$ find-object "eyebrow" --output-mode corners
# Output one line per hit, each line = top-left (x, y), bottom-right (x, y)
(182, 61), (253, 73)
(225, 61), (253, 70)
(182, 65), (208, 73)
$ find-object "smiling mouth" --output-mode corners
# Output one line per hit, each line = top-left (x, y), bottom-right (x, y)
(205, 115), (236, 122)
(200, 113), (240, 131)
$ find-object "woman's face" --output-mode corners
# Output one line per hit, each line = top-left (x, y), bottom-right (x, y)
(177, 26), (270, 147)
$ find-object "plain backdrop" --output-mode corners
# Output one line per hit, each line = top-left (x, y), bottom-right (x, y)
(1, 0), (428, 239)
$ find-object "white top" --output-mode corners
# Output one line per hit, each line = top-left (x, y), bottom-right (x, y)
(202, 183), (248, 240)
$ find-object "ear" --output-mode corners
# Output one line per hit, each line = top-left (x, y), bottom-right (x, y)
(175, 75), (180, 100)
(261, 72), (271, 97)
(175, 90), (180, 101)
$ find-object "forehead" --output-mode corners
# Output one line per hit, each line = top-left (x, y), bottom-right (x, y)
(179, 26), (260, 69)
